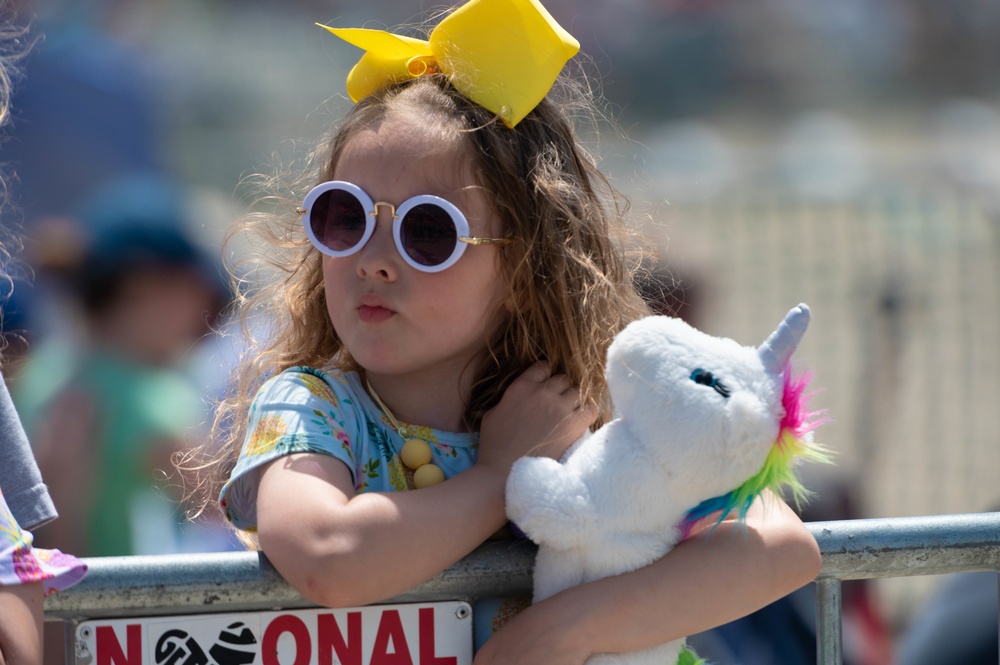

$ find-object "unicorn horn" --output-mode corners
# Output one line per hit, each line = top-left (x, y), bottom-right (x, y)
(758, 304), (811, 374)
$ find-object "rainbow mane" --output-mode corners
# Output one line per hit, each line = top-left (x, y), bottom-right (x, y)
(678, 365), (831, 539)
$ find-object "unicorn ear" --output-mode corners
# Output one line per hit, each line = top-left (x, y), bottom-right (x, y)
(758, 304), (811, 374)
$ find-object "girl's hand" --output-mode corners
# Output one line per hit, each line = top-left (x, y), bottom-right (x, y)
(478, 362), (596, 473)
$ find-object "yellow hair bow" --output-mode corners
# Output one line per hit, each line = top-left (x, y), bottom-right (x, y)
(319, 0), (580, 128)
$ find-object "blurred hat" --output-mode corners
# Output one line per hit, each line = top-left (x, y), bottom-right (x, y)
(74, 174), (229, 314)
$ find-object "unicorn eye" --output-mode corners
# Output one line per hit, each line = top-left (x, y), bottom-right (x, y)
(690, 368), (731, 398)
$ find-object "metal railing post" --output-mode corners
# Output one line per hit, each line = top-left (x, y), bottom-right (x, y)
(815, 578), (843, 665)
(63, 619), (78, 665)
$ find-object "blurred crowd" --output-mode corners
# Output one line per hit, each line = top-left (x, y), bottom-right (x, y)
(5, 174), (234, 557)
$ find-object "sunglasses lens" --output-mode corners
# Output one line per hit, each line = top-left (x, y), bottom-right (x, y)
(310, 188), (368, 252)
(400, 204), (459, 267)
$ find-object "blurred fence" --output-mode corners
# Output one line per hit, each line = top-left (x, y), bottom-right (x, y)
(645, 188), (1000, 522)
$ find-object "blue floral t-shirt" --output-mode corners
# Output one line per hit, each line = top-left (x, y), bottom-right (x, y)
(220, 367), (478, 530)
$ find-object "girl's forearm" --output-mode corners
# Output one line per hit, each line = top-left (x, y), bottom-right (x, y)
(257, 456), (509, 607)
(477, 493), (820, 664)
(543, 494), (820, 654)
(557, 524), (819, 653)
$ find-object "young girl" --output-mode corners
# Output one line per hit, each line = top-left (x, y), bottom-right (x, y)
(202, 0), (822, 661)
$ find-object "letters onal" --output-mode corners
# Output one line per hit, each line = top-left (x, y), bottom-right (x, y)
(84, 602), (473, 665)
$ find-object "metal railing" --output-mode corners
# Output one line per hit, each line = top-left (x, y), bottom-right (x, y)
(45, 512), (1000, 664)
(810, 513), (1000, 664)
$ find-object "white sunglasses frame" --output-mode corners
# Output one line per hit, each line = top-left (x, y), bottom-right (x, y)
(299, 180), (508, 273)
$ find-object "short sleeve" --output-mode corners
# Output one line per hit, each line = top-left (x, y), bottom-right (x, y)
(219, 367), (363, 530)
(0, 375), (57, 530)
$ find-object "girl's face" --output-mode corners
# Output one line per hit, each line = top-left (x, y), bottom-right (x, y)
(323, 114), (508, 385)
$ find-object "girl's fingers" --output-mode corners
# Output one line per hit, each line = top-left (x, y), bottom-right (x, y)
(544, 374), (573, 394)
(525, 361), (552, 383)
(522, 361), (573, 394)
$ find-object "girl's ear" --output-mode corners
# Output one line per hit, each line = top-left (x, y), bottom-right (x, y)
(503, 293), (519, 314)
(495, 260), (521, 314)
(502, 279), (529, 314)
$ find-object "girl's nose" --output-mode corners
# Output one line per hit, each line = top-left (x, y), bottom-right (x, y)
(356, 206), (399, 280)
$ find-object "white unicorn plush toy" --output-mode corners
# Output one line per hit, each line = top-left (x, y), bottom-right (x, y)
(505, 303), (829, 665)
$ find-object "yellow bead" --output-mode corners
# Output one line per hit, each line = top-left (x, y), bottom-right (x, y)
(413, 463), (445, 489)
(400, 438), (432, 469)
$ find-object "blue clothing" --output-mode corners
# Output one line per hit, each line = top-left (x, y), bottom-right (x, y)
(895, 571), (998, 665)
(220, 367), (478, 529)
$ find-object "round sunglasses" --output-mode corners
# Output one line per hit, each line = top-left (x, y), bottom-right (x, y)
(298, 181), (510, 273)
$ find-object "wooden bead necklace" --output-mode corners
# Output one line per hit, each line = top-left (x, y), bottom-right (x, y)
(366, 380), (445, 489)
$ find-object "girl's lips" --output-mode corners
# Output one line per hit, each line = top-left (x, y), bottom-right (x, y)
(358, 304), (394, 323)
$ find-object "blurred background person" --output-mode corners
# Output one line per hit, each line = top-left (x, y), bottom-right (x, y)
(12, 174), (230, 557)
(892, 569), (998, 665)
(688, 472), (894, 665)
(891, 502), (1000, 665)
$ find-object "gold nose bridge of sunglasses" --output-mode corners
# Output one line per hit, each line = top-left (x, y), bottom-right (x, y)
(371, 201), (398, 219)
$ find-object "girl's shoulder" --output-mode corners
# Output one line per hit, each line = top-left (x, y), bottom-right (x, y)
(244, 365), (381, 449)
(222, 366), (371, 528)
(270, 367), (477, 446)
(253, 366), (366, 412)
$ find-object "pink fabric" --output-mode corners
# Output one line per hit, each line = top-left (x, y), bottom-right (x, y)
(0, 487), (87, 596)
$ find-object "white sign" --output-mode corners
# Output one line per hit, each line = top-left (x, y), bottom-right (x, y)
(76, 602), (473, 665)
